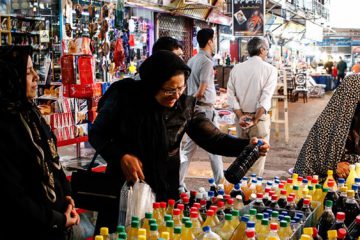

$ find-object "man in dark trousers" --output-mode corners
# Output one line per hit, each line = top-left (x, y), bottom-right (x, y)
(337, 56), (348, 82)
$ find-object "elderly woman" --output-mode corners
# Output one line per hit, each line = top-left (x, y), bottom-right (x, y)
(89, 50), (270, 232)
(0, 46), (80, 239)
(294, 74), (360, 180)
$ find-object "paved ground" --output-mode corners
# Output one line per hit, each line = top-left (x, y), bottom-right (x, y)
(59, 91), (333, 191)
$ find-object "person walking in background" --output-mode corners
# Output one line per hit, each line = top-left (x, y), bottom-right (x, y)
(152, 36), (184, 59)
(324, 56), (334, 75)
(0, 46), (80, 239)
(227, 36), (278, 176)
(337, 56), (348, 82)
(180, 28), (223, 191)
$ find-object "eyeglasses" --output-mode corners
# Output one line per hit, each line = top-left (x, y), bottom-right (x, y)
(161, 85), (186, 96)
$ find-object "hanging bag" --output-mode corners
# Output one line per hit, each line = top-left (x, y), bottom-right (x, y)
(70, 150), (119, 212)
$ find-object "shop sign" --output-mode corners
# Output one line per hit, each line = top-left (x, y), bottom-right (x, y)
(40, 30), (50, 43)
(316, 38), (351, 47)
(351, 37), (360, 46)
(232, 0), (265, 37)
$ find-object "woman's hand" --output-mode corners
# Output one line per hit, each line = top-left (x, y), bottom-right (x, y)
(64, 204), (80, 228)
(65, 196), (75, 208)
(336, 161), (350, 179)
(120, 154), (145, 183)
(250, 137), (270, 156)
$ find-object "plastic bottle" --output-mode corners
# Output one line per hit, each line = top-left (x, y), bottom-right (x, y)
(173, 226), (182, 240)
(278, 220), (291, 239)
(94, 236), (104, 240)
(300, 234), (312, 240)
(208, 178), (218, 196)
(100, 227), (110, 240)
(333, 212), (348, 233)
(348, 215), (360, 239)
(337, 228), (347, 240)
(115, 225), (126, 240)
(337, 178), (346, 191)
(253, 193), (266, 212)
(336, 186), (348, 214)
(284, 216), (293, 236)
(224, 141), (264, 184)
(270, 211), (280, 226)
(324, 170), (337, 190)
(285, 196), (296, 216)
(269, 195), (280, 210)
(344, 190), (360, 226)
(285, 178), (294, 196)
(159, 214), (171, 234)
(230, 183), (245, 199)
(148, 223), (159, 240)
(347, 164), (357, 190)
(303, 227), (314, 240)
(206, 191), (215, 209)
(127, 220), (140, 240)
(297, 188), (309, 210)
(138, 228), (146, 238)
(202, 226), (221, 240)
(327, 230), (337, 240)
(202, 209), (217, 228)
(313, 184), (323, 202)
(230, 215), (249, 240)
(244, 229), (256, 240)
(292, 173), (299, 186)
(230, 209), (240, 229)
(160, 231), (170, 240)
(255, 213), (263, 232)
(177, 204), (185, 220)
(219, 214), (235, 240)
(172, 209), (182, 228)
(265, 223), (280, 240)
(166, 199), (175, 216)
(224, 198), (234, 215)
(216, 200), (226, 222)
(317, 200), (336, 239)
(209, 206), (220, 225)
(165, 220), (174, 240)
(118, 232), (127, 240)
(190, 211), (202, 238)
(301, 198), (313, 217)
(257, 218), (270, 240)
(181, 221), (195, 240)
(352, 184), (360, 205)
(278, 189), (288, 209)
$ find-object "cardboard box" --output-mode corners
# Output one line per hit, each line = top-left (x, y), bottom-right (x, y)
(69, 83), (102, 99)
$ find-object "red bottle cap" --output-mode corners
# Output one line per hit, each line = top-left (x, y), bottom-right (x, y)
(210, 206), (218, 212)
(303, 198), (310, 205)
(153, 202), (160, 208)
(168, 199), (175, 206)
(270, 223), (278, 230)
(257, 193), (264, 199)
(311, 179), (318, 184)
(337, 228), (347, 238)
(297, 177), (303, 182)
(280, 190), (287, 195)
(177, 204), (184, 211)
(173, 209), (180, 215)
(160, 202), (167, 208)
(227, 198), (234, 205)
(190, 211), (198, 218)
(328, 181), (335, 187)
(183, 197), (189, 204)
(306, 176), (313, 181)
(290, 193), (296, 198)
(224, 194), (231, 200)
(245, 229), (255, 238)
(287, 196), (294, 202)
(217, 201), (224, 207)
(191, 191), (197, 197)
(180, 193), (188, 199)
(312, 227), (318, 237)
(206, 210), (214, 216)
(200, 199), (207, 205)
(265, 188), (270, 193)
(356, 215), (360, 223)
(287, 178), (293, 183)
(269, 191), (275, 196)
(193, 203), (201, 209)
(271, 195), (278, 201)
(191, 207), (198, 212)
(336, 212), (346, 221)
(279, 183), (285, 189)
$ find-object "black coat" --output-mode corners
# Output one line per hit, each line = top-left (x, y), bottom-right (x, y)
(0, 111), (71, 240)
(89, 78), (249, 232)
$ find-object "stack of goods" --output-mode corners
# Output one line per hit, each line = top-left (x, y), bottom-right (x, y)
(92, 164), (360, 240)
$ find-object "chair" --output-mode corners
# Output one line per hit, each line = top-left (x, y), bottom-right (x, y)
(308, 76), (326, 98)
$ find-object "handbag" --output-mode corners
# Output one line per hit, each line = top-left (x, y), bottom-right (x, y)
(70, 150), (119, 212)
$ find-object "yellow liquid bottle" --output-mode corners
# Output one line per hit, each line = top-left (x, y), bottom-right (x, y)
(284, 216), (293, 237)
(173, 226), (182, 240)
(257, 219), (269, 240)
(138, 228), (146, 238)
(160, 231), (170, 240)
(141, 212), (152, 238)
(190, 212), (202, 238)
(100, 227), (110, 240)
(219, 214), (235, 240)
(323, 170), (336, 189)
(265, 223), (280, 240)
(255, 213), (263, 233)
(303, 227), (314, 240)
(346, 164), (357, 190)
(356, 163), (360, 177)
(159, 214), (172, 234)
(166, 199), (175, 216)
(202, 209), (217, 228)
(127, 220), (140, 240)
(285, 178), (294, 196)
(181, 221), (195, 240)
(148, 223), (159, 240)
(153, 202), (163, 227)
(278, 221), (291, 240)
(292, 173), (299, 186)
(231, 209), (240, 229)
(173, 209), (183, 228)
(165, 220), (174, 240)
(300, 234), (313, 240)
(230, 215), (249, 240)
(95, 236), (104, 240)
(327, 229), (337, 240)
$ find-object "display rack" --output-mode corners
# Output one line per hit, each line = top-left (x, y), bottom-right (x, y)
(0, 15), (11, 45)
(271, 68), (289, 144)
(57, 136), (89, 159)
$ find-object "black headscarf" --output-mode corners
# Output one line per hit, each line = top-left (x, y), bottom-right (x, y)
(139, 50), (191, 96)
(294, 74), (360, 180)
(0, 46), (32, 114)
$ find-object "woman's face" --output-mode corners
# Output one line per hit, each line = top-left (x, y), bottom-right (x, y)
(155, 73), (186, 108)
(26, 56), (39, 99)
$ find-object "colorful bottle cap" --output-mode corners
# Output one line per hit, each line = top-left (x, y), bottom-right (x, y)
(225, 214), (232, 221)
(261, 219), (269, 225)
(336, 212), (345, 221)
(164, 214), (172, 221)
(160, 202), (167, 208)
(325, 200), (333, 207)
(100, 227), (109, 235)
(337, 228), (347, 239)
(270, 222), (278, 230)
(245, 229), (255, 238)
(166, 220), (174, 227)
(231, 209), (239, 216)
(177, 204), (184, 210)
(256, 213), (264, 220)
(247, 221), (255, 228)
(174, 226), (182, 234)
(116, 225), (125, 233)
(138, 228), (146, 236)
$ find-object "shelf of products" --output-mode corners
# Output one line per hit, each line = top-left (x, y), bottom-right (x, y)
(57, 136), (89, 147)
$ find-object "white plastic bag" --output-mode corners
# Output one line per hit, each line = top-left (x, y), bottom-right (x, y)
(118, 180), (156, 227)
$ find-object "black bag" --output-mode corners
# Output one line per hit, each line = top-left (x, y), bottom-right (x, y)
(71, 152), (119, 212)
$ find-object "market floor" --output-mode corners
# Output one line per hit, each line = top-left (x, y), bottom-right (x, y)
(59, 91), (333, 190)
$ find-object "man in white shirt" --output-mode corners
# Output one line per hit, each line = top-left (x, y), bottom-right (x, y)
(227, 36), (277, 176)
